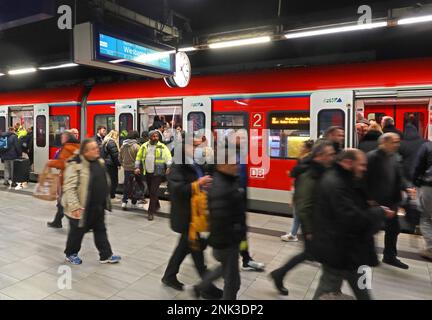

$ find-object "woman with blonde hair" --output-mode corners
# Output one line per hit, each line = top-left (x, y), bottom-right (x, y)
(358, 122), (382, 153)
(101, 130), (121, 200)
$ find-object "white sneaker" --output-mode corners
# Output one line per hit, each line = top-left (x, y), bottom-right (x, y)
(121, 202), (127, 210)
(15, 183), (23, 190)
(242, 259), (265, 271)
(281, 233), (298, 242)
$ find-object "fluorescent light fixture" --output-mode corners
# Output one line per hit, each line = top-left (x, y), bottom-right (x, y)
(0, 73), (4, 77)
(285, 21), (388, 39)
(209, 36), (271, 49)
(109, 59), (127, 64)
(397, 14), (432, 25)
(178, 47), (197, 52)
(38, 63), (78, 70)
(8, 67), (37, 75)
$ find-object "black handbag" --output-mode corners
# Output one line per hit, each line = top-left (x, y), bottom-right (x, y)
(402, 198), (422, 227)
(127, 174), (147, 201)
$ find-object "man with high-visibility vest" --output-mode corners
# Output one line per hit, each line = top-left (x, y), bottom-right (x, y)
(135, 130), (172, 221)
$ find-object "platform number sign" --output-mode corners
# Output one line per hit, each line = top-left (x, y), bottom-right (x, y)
(252, 112), (264, 128)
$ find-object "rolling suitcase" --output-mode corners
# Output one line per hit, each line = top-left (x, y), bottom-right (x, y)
(12, 158), (30, 183)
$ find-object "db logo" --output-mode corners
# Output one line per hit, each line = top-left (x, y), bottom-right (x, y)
(250, 168), (265, 179)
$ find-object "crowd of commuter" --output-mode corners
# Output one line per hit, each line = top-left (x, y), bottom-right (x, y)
(2, 112), (432, 300)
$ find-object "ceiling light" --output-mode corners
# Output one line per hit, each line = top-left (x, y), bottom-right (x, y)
(0, 73), (4, 77)
(109, 59), (127, 64)
(178, 47), (197, 52)
(38, 63), (79, 70)
(8, 67), (37, 75)
(397, 14), (432, 25)
(284, 21), (388, 39)
(209, 36), (271, 49)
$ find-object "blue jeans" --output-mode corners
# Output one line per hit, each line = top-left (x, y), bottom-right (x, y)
(122, 170), (137, 204)
(290, 208), (301, 236)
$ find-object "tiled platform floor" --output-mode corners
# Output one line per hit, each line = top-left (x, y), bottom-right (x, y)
(0, 185), (431, 300)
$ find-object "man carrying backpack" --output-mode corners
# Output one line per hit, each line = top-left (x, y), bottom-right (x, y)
(0, 127), (22, 188)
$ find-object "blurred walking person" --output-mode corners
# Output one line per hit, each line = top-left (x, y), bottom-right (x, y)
(62, 138), (121, 265)
(313, 149), (395, 300)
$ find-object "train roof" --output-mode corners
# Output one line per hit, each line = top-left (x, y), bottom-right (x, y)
(88, 58), (432, 102)
(0, 86), (84, 106)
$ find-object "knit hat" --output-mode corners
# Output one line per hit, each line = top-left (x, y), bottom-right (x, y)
(149, 129), (159, 138)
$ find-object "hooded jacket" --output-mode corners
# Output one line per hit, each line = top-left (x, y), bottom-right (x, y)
(0, 132), (21, 161)
(119, 139), (140, 171)
(358, 130), (381, 154)
(399, 124), (426, 181)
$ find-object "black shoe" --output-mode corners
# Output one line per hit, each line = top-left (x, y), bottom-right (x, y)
(269, 270), (289, 296)
(161, 277), (184, 291)
(200, 284), (223, 300)
(382, 257), (409, 269)
(47, 221), (62, 229)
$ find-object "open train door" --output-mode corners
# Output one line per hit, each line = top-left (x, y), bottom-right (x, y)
(310, 90), (355, 148)
(33, 104), (50, 173)
(183, 96), (212, 144)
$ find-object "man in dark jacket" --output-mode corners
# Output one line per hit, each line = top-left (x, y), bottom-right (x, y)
(1, 127), (22, 187)
(324, 126), (345, 154)
(381, 116), (403, 138)
(313, 149), (394, 300)
(161, 136), (222, 299)
(412, 141), (432, 261)
(358, 129), (382, 154)
(270, 140), (335, 296)
(194, 153), (247, 300)
(399, 123), (426, 181)
(366, 132), (415, 269)
(95, 126), (107, 148)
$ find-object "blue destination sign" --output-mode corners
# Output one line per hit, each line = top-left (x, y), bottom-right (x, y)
(98, 33), (173, 73)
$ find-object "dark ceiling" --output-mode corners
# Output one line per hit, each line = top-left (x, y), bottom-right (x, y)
(1, 0), (432, 92)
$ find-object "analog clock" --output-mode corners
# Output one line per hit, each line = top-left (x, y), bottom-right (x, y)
(165, 52), (191, 88)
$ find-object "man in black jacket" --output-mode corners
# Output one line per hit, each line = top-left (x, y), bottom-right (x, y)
(161, 136), (222, 299)
(412, 141), (432, 261)
(366, 132), (415, 269)
(313, 149), (395, 300)
(0, 127), (22, 187)
(193, 151), (247, 300)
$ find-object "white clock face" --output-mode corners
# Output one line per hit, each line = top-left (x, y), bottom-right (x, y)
(172, 52), (191, 88)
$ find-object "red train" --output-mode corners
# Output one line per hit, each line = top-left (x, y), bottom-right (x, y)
(1, 57), (432, 214)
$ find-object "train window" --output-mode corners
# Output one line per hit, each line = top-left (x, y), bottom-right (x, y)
(36, 115), (46, 148)
(404, 112), (425, 137)
(367, 112), (386, 125)
(268, 111), (310, 159)
(0, 117), (5, 133)
(119, 113), (133, 143)
(49, 116), (70, 147)
(187, 112), (206, 136)
(317, 109), (345, 138)
(213, 113), (246, 128)
(94, 114), (115, 135)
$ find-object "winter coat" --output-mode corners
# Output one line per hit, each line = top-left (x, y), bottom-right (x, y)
(62, 155), (112, 227)
(366, 148), (408, 207)
(413, 141), (432, 186)
(119, 139), (140, 171)
(208, 171), (247, 249)
(167, 164), (200, 234)
(292, 161), (326, 234)
(312, 164), (385, 270)
(0, 132), (21, 161)
(358, 130), (381, 154)
(383, 125), (403, 139)
(399, 124), (426, 181)
(101, 139), (121, 168)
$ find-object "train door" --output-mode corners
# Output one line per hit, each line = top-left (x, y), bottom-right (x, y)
(115, 99), (137, 145)
(33, 104), (49, 173)
(138, 99), (183, 135)
(394, 102), (429, 139)
(183, 96), (212, 142)
(310, 90), (355, 147)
